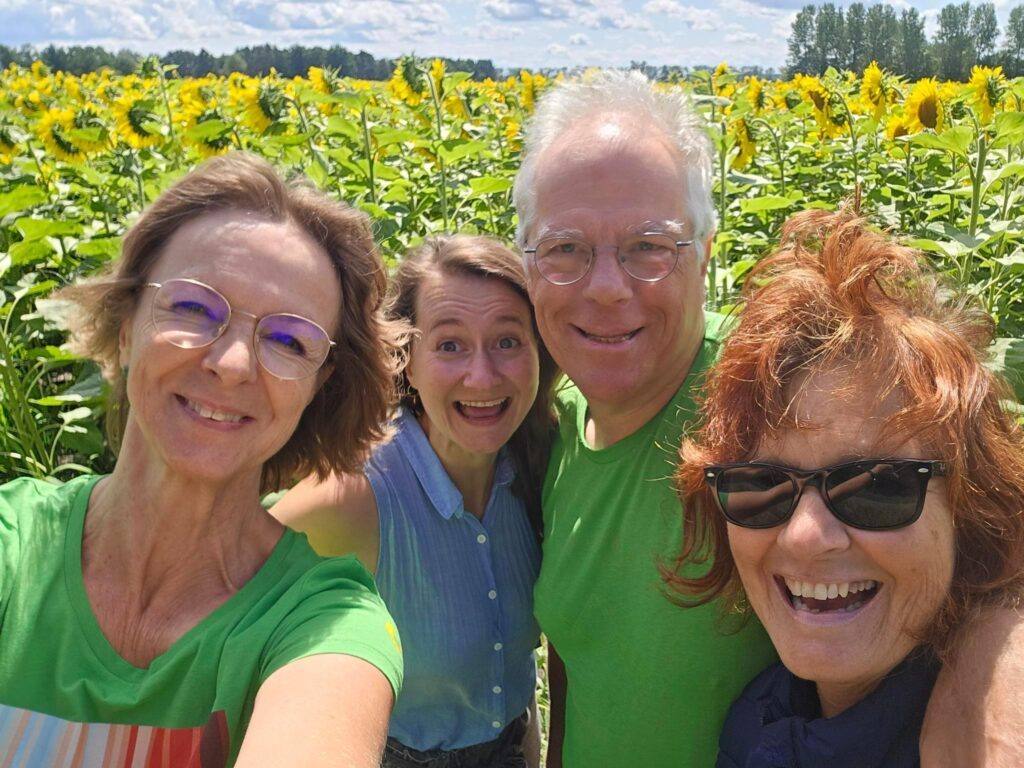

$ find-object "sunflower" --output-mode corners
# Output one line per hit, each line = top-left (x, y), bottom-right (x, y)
(521, 69), (537, 113)
(112, 93), (163, 148)
(731, 116), (756, 170)
(967, 65), (1008, 125)
(905, 78), (944, 133)
(237, 79), (288, 134)
(746, 76), (768, 115)
(37, 107), (85, 162)
(860, 61), (888, 122)
(388, 58), (424, 107)
(0, 121), (19, 166)
(430, 58), (445, 99)
(885, 113), (912, 141)
(795, 74), (841, 140)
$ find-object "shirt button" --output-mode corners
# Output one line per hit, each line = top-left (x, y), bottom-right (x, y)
(492, 721), (502, 729)
(493, 642), (503, 651)
(493, 685), (502, 694)
(487, 590), (497, 600)
(477, 534), (487, 544)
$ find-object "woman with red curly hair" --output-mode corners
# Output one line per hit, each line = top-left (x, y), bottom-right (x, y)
(670, 208), (1024, 767)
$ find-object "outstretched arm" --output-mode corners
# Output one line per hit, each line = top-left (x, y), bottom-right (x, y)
(921, 606), (1024, 767)
(272, 472), (380, 574)
(237, 654), (393, 768)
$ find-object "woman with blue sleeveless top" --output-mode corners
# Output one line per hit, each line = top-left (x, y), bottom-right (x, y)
(274, 235), (559, 768)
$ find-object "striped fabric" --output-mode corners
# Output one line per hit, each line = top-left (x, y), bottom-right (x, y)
(0, 705), (228, 768)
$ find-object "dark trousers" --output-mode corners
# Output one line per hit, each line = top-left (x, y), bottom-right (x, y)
(381, 711), (530, 768)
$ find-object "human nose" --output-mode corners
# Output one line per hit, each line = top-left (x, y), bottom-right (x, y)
(580, 246), (633, 304)
(201, 316), (259, 384)
(776, 484), (851, 556)
(463, 349), (502, 389)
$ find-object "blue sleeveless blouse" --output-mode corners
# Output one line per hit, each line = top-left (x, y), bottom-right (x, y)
(367, 407), (541, 751)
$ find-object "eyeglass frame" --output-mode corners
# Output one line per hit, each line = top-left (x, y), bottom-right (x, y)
(141, 278), (337, 380)
(702, 459), (947, 531)
(523, 231), (695, 286)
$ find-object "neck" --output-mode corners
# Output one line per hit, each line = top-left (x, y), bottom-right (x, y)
(88, 433), (282, 596)
(418, 413), (498, 519)
(584, 335), (700, 450)
(816, 677), (882, 719)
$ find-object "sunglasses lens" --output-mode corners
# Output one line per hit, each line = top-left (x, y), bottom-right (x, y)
(255, 314), (333, 380)
(714, 466), (795, 528)
(826, 461), (926, 529)
(152, 280), (228, 347)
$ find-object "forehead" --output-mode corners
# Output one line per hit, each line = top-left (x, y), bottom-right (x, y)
(530, 122), (689, 240)
(757, 367), (916, 461)
(415, 270), (531, 326)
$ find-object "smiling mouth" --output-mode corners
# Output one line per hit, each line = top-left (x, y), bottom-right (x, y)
(779, 576), (880, 614)
(455, 398), (510, 419)
(179, 395), (248, 424)
(576, 327), (640, 344)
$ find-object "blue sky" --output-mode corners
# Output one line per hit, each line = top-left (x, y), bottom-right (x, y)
(0, 0), (1017, 71)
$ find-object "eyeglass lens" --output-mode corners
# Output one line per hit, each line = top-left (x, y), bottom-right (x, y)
(534, 233), (681, 284)
(150, 279), (332, 380)
(708, 461), (935, 530)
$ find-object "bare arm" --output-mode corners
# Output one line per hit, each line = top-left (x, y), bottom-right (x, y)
(544, 641), (567, 768)
(236, 654), (393, 768)
(272, 472), (380, 574)
(921, 606), (1024, 768)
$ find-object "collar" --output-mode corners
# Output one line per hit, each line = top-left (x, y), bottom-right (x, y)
(394, 406), (513, 521)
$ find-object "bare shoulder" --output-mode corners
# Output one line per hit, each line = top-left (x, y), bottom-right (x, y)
(270, 472), (380, 573)
(921, 606), (1024, 767)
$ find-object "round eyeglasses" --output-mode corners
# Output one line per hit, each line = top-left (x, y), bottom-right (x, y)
(524, 232), (694, 286)
(144, 279), (336, 381)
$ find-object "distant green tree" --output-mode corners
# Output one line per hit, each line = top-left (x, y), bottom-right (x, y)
(1001, 4), (1024, 76)
(787, 5), (820, 75)
(814, 3), (848, 71)
(970, 2), (999, 67)
(899, 8), (930, 79)
(846, 3), (868, 70)
(863, 4), (900, 72)
(933, 2), (974, 81)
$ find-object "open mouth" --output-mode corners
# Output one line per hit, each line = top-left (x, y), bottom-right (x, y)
(455, 398), (510, 419)
(576, 327), (640, 344)
(778, 576), (880, 614)
(178, 395), (248, 424)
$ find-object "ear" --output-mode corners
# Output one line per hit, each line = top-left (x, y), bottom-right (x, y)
(698, 232), (715, 278)
(118, 319), (132, 370)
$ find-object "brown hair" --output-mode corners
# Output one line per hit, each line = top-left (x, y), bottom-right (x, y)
(388, 234), (559, 535)
(668, 207), (1024, 658)
(56, 152), (406, 493)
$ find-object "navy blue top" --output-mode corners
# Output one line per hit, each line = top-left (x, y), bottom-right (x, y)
(717, 650), (939, 768)
(367, 407), (541, 751)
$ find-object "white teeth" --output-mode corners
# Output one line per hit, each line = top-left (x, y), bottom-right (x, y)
(186, 399), (244, 423)
(784, 578), (879, 601)
(583, 331), (635, 343)
(459, 399), (506, 408)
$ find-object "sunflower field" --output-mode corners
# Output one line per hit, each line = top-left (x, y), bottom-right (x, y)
(1, 56), (1023, 480)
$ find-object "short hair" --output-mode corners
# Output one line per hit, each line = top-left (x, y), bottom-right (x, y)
(56, 152), (406, 493)
(668, 207), (1024, 659)
(512, 69), (716, 249)
(388, 234), (559, 534)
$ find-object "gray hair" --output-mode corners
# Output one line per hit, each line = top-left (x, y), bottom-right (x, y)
(512, 69), (716, 250)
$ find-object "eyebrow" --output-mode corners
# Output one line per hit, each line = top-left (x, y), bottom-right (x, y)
(534, 220), (688, 241)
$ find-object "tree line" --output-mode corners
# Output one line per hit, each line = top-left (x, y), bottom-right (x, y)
(0, 43), (499, 81)
(788, 2), (1024, 80)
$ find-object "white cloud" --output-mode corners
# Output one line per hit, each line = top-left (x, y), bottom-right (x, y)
(643, 0), (720, 30)
(546, 42), (570, 56)
(569, 32), (589, 45)
(476, 21), (525, 40)
(724, 30), (758, 43)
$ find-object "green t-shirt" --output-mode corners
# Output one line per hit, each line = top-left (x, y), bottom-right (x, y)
(534, 314), (778, 768)
(0, 474), (403, 767)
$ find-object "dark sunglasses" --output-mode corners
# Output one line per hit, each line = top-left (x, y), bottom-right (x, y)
(702, 459), (947, 531)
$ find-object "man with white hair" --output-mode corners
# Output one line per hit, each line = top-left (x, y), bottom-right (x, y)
(513, 70), (776, 767)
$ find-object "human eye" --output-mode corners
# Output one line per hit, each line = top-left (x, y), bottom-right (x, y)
(262, 330), (308, 358)
(438, 340), (461, 353)
(497, 336), (521, 350)
(169, 299), (218, 321)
